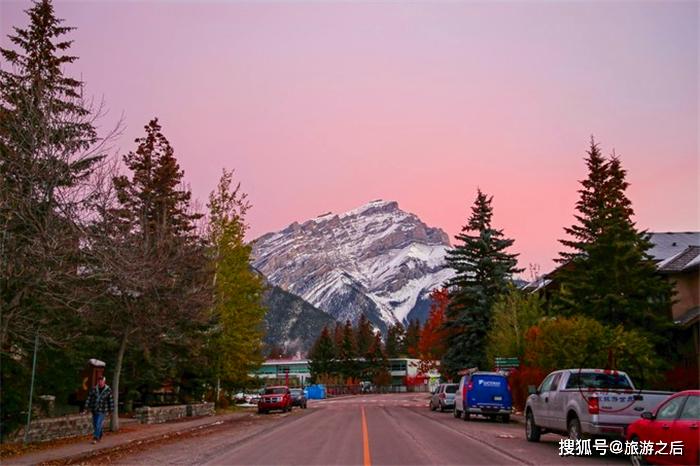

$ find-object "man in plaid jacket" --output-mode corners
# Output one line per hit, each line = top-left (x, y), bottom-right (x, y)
(82, 376), (114, 443)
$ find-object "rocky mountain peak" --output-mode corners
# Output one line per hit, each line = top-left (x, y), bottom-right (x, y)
(252, 200), (454, 332)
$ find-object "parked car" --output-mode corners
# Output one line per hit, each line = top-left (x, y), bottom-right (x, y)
(453, 372), (512, 422)
(525, 369), (674, 442)
(626, 390), (699, 466)
(258, 386), (292, 414)
(290, 388), (307, 409)
(430, 383), (458, 412)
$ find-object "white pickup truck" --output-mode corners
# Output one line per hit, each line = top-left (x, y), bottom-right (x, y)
(525, 368), (674, 442)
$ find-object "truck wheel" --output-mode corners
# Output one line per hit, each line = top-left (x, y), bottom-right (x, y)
(500, 414), (510, 423)
(567, 416), (582, 441)
(629, 436), (649, 466)
(463, 411), (471, 421)
(525, 410), (541, 442)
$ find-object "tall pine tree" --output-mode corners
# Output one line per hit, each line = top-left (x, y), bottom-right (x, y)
(355, 314), (374, 356)
(338, 320), (358, 381)
(385, 322), (405, 358)
(89, 118), (211, 430)
(308, 326), (336, 381)
(0, 0), (106, 432)
(404, 319), (421, 358)
(442, 189), (521, 377)
(554, 140), (673, 350)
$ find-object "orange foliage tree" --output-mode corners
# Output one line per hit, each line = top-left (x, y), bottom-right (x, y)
(418, 288), (450, 374)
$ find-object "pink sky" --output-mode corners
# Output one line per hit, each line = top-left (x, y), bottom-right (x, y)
(2, 1), (698, 274)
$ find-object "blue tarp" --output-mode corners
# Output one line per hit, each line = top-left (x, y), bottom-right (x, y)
(305, 384), (326, 399)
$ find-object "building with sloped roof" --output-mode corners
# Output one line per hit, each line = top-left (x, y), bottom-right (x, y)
(526, 231), (699, 389)
(649, 233), (699, 329)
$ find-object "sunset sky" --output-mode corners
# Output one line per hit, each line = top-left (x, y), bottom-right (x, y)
(2, 0), (697, 274)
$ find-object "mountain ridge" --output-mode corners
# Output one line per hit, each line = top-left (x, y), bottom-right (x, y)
(253, 200), (455, 333)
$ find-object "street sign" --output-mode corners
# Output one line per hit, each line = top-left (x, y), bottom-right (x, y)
(495, 357), (519, 369)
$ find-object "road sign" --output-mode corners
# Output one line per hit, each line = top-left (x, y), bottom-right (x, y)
(495, 357), (519, 369)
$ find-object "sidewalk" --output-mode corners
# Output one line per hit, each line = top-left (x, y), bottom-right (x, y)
(5, 411), (254, 466)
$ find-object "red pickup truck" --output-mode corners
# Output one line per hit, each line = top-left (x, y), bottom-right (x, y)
(258, 386), (292, 414)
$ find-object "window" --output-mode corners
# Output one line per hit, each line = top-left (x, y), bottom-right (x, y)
(565, 372), (632, 390)
(656, 396), (687, 421)
(264, 387), (287, 395)
(539, 373), (557, 392)
(445, 385), (458, 394)
(679, 396), (699, 420)
(549, 373), (562, 392)
(390, 361), (407, 372)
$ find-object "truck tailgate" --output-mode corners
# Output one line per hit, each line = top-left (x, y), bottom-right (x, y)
(596, 390), (673, 426)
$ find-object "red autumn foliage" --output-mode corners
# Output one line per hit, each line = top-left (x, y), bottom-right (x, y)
(507, 366), (547, 411)
(418, 288), (450, 373)
(405, 374), (428, 387)
(662, 365), (700, 391)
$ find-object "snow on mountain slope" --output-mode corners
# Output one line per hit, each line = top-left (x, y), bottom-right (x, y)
(252, 200), (455, 332)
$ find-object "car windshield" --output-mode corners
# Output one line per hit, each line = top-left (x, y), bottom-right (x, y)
(264, 387), (287, 395)
(566, 372), (632, 390)
(290, 389), (302, 395)
(445, 385), (458, 393)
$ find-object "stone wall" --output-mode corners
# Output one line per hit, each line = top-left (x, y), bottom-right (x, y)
(134, 405), (187, 424)
(134, 403), (214, 424)
(9, 402), (215, 443)
(187, 402), (215, 417)
(11, 413), (99, 443)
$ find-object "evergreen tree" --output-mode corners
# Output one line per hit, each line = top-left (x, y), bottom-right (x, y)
(338, 320), (358, 381)
(88, 118), (212, 430)
(365, 333), (390, 386)
(207, 169), (266, 388)
(333, 321), (344, 352)
(441, 189), (521, 377)
(0, 0), (106, 433)
(404, 319), (421, 358)
(355, 314), (374, 356)
(385, 322), (405, 358)
(0, 0), (99, 346)
(308, 326), (336, 381)
(554, 141), (674, 350)
(558, 139), (609, 261)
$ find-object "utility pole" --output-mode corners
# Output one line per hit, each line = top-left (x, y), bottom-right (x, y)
(24, 332), (39, 444)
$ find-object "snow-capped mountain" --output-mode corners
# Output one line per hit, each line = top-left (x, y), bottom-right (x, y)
(252, 200), (455, 332)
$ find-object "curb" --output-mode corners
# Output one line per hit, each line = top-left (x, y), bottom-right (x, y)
(41, 415), (252, 465)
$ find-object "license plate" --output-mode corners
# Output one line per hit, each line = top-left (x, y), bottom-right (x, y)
(493, 396), (502, 401)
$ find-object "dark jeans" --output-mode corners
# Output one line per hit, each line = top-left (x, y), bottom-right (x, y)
(92, 412), (106, 440)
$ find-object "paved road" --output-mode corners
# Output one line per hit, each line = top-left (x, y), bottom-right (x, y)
(108, 393), (628, 465)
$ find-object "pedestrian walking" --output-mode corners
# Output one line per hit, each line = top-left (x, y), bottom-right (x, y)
(82, 376), (114, 444)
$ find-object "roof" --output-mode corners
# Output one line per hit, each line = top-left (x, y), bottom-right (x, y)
(262, 359), (309, 365)
(647, 232), (700, 262)
(658, 246), (700, 273)
(674, 306), (700, 327)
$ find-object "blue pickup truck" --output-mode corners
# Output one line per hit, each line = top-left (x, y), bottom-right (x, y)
(453, 371), (512, 423)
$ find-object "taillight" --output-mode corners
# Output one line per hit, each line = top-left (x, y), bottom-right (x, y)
(588, 397), (600, 415)
(439, 393), (445, 399)
(467, 381), (473, 391)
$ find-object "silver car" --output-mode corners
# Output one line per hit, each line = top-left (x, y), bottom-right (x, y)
(430, 383), (458, 412)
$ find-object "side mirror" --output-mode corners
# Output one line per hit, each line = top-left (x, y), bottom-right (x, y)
(528, 385), (538, 395)
(641, 411), (655, 420)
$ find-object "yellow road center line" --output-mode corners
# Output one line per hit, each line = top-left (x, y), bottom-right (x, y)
(361, 406), (371, 466)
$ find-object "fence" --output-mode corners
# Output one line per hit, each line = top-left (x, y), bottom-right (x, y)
(324, 384), (430, 396)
